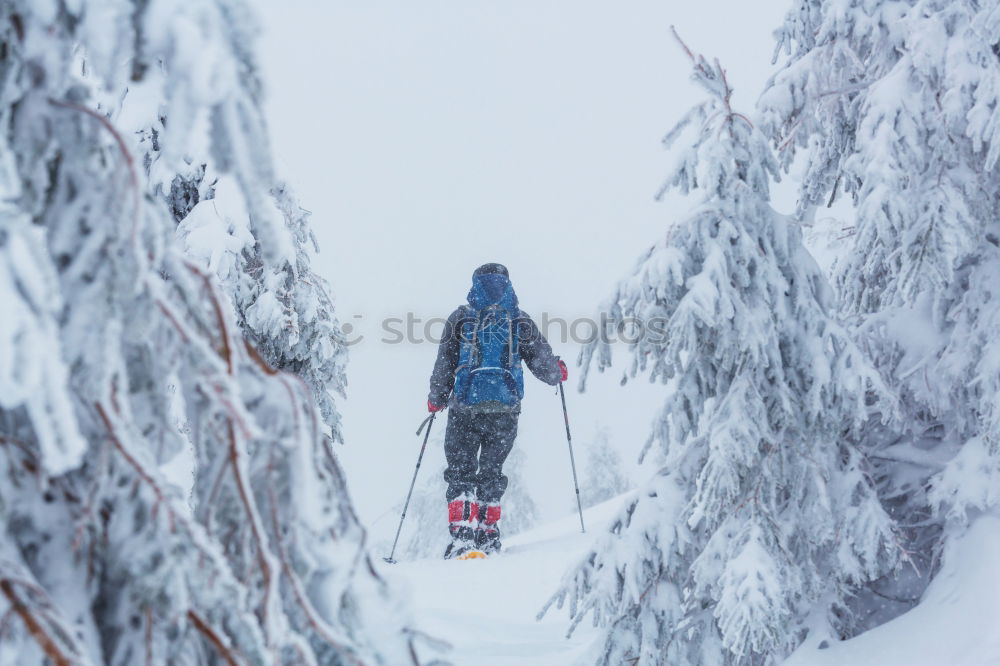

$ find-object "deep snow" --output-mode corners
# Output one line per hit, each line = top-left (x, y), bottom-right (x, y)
(786, 514), (1000, 666)
(379, 498), (1000, 666)
(379, 497), (627, 665)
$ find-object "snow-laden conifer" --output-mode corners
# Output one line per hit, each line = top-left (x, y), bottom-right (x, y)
(578, 427), (630, 509)
(544, 33), (898, 665)
(0, 3), (416, 664)
(759, 0), (1000, 590)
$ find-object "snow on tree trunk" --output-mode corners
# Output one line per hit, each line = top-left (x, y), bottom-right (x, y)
(0, 3), (417, 665)
(543, 34), (899, 665)
(759, 0), (1000, 614)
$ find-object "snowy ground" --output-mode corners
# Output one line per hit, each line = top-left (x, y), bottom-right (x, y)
(786, 514), (1000, 666)
(378, 498), (625, 666)
(376, 500), (1000, 665)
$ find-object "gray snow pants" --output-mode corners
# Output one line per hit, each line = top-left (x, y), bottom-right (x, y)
(443, 409), (519, 503)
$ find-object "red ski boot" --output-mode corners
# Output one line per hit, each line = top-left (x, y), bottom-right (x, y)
(444, 495), (484, 559)
(474, 503), (502, 555)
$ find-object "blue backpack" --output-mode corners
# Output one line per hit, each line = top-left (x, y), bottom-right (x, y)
(453, 273), (525, 407)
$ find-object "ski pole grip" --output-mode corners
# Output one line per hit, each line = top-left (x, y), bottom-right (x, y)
(416, 413), (435, 437)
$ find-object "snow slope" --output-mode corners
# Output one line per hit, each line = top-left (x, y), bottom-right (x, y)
(378, 497), (627, 666)
(785, 514), (1000, 666)
(378, 498), (1000, 665)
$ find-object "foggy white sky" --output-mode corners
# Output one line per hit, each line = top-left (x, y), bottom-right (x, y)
(255, 1), (795, 528)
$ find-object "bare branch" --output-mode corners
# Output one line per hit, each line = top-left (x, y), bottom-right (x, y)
(0, 579), (74, 666)
(187, 610), (244, 666)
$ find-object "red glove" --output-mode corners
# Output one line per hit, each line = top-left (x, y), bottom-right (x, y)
(557, 359), (568, 383)
(427, 399), (445, 413)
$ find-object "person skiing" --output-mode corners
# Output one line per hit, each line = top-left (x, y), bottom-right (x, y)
(427, 263), (567, 559)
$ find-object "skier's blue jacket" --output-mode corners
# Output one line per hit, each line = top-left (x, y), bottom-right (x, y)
(429, 270), (562, 412)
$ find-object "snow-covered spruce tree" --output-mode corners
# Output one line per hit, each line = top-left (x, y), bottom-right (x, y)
(578, 427), (630, 509)
(543, 35), (898, 665)
(146, 139), (348, 437)
(498, 446), (540, 537)
(759, 0), (1000, 607)
(0, 3), (416, 665)
(381, 429), (450, 561)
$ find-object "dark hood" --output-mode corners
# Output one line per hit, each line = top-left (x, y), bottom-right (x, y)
(467, 273), (518, 311)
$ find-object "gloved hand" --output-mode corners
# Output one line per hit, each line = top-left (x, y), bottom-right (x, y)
(557, 359), (568, 383)
(427, 399), (445, 413)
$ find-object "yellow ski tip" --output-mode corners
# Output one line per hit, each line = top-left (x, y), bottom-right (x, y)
(456, 550), (487, 560)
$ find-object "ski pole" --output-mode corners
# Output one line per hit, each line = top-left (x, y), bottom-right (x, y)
(383, 411), (438, 564)
(559, 382), (585, 533)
